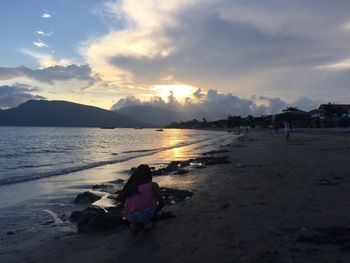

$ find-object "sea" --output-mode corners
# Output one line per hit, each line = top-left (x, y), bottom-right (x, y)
(0, 127), (234, 186)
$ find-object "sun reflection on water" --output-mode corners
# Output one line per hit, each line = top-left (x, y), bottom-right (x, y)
(154, 129), (200, 163)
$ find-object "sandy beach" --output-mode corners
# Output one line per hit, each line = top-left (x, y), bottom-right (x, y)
(1, 129), (350, 263)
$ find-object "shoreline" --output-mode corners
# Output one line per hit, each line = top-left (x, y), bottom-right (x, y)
(0, 129), (234, 208)
(0, 128), (232, 187)
(1, 129), (350, 262)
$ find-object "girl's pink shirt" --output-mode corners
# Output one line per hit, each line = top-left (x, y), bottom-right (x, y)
(123, 183), (155, 214)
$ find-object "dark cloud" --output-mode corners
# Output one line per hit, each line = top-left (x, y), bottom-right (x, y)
(112, 89), (321, 119)
(0, 64), (97, 85)
(193, 88), (205, 101)
(0, 83), (46, 109)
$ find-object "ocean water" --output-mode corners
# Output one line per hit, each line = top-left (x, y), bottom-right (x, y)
(0, 127), (232, 186)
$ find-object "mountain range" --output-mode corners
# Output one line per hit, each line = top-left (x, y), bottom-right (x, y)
(0, 100), (149, 128)
(0, 99), (228, 127)
(115, 105), (188, 126)
(115, 104), (228, 126)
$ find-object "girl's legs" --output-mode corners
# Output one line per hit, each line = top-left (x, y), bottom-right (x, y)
(126, 201), (157, 231)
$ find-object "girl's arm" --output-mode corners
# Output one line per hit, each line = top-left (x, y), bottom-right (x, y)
(115, 189), (126, 203)
(152, 182), (165, 212)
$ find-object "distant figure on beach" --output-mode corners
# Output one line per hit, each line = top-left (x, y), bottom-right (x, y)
(283, 119), (291, 141)
(116, 164), (165, 231)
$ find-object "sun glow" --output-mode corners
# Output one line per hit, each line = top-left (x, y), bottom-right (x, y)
(152, 84), (197, 102)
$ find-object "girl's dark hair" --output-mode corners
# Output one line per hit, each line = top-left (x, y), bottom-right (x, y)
(122, 164), (152, 198)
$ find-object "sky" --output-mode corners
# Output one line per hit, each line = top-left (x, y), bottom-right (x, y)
(1, 0), (350, 117)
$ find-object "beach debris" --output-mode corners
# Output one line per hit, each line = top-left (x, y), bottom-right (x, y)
(152, 156), (230, 176)
(42, 220), (55, 225)
(297, 225), (350, 249)
(220, 203), (231, 209)
(74, 191), (102, 204)
(202, 150), (229, 155)
(42, 209), (64, 224)
(232, 144), (245, 148)
(70, 207), (124, 232)
(190, 162), (206, 169)
(152, 211), (175, 221)
(317, 179), (339, 186)
(112, 179), (125, 184)
(92, 183), (115, 191)
(173, 169), (189, 175)
(201, 156), (230, 165)
(160, 188), (194, 206)
(59, 214), (67, 222)
(237, 163), (244, 168)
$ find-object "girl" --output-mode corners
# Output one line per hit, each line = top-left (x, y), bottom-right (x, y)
(116, 164), (165, 231)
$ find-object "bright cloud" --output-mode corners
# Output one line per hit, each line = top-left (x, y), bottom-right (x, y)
(41, 10), (51, 19)
(80, 0), (197, 84)
(21, 49), (72, 68)
(33, 39), (49, 48)
(315, 58), (350, 71)
(36, 30), (53, 37)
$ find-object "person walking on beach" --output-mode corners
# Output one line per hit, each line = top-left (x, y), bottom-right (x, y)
(116, 164), (165, 232)
(283, 119), (291, 141)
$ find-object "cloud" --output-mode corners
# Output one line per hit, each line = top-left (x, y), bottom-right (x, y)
(33, 39), (49, 48)
(111, 89), (321, 119)
(111, 96), (141, 110)
(80, 0), (196, 84)
(293, 97), (322, 110)
(315, 58), (350, 71)
(0, 83), (46, 109)
(82, 0), (350, 103)
(255, 96), (288, 115)
(36, 30), (53, 37)
(0, 64), (97, 85)
(21, 49), (73, 68)
(41, 10), (51, 19)
(193, 88), (205, 101)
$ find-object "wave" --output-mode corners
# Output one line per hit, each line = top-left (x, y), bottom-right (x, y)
(0, 139), (209, 186)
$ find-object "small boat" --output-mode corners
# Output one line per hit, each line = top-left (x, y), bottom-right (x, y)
(156, 129), (164, 131)
(134, 126), (143, 129)
(100, 126), (115, 129)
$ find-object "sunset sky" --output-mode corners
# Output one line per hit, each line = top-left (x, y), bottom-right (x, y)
(1, 0), (350, 116)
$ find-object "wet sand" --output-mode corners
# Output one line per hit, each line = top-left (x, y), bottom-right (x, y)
(1, 129), (350, 262)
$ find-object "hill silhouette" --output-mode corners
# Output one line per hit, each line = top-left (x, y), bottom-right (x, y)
(0, 100), (149, 127)
(116, 105), (189, 127)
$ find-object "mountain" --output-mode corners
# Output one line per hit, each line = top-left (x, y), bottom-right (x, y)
(0, 100), (150, 127)
(115, 105), (230, 126)
(116, 105), (190, 127)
